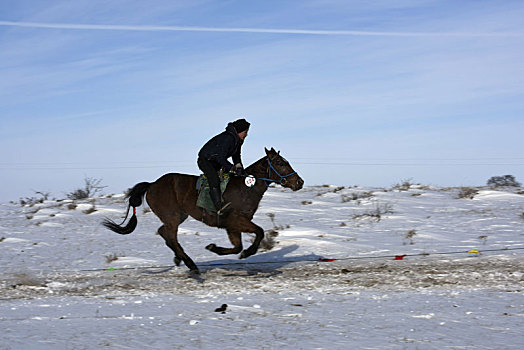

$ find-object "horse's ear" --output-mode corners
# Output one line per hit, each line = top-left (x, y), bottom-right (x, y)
(266, 148), (280, 158)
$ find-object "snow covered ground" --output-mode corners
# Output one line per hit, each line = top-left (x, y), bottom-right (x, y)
(1, 184), (523, 349)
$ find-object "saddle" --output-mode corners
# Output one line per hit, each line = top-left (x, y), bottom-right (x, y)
(196, 172), (231, 212)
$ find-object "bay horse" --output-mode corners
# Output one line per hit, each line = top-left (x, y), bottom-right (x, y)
(103, 148), (304, 274)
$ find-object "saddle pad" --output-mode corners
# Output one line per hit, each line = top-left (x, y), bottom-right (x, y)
(196, 173), (230, 212)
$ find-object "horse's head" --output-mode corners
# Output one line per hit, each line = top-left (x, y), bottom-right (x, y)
(265, 147), (304, 191)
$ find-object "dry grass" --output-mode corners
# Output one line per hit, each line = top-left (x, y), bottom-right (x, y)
(67, 203), (77, 210)
(352, 202), (393, 222)
(341, 191), (374, 203)
(457, 187), (479, 199)
(83, 205), (97, 214)
(259, 229), (279, 251)
(105, 253), (119, 263)
(404, 229), (417, 245)
(393, 178), (415, 191)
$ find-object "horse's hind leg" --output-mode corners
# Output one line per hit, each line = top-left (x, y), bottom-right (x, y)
(205, 229), (243, 256)
(158, 220), (199, 274)
(158, 225), (183, 266)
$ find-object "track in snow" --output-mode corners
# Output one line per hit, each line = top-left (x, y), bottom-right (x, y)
(3, 255), (523, 300)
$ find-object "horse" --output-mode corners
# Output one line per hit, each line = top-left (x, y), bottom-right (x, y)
(103, 148), (304, 274)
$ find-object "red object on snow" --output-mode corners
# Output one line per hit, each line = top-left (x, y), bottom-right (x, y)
(394, 254), (407, 260)
(318, 258), (337, 262)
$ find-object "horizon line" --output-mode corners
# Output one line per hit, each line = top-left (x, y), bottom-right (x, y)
(1, 20), (523, 37)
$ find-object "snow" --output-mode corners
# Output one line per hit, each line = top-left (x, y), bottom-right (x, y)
(1, 185), (523, 349)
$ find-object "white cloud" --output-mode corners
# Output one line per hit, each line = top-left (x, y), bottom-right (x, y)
(1, 20), (523, 37)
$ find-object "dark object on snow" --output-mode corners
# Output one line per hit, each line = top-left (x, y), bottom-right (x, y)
(215, 304), (228, 313)
(102, 148), (304, 275)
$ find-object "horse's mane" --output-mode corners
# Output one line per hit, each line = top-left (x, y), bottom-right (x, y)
(245, 156), (267, 174)
(245, 148), (279, 174)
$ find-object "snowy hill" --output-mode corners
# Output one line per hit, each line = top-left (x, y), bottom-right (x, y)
(1, 185), (523, 349)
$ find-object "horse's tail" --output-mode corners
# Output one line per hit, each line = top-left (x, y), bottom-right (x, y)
(102, 182), (151, 235)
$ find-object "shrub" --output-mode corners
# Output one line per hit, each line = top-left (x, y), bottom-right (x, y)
(404, 229), (417, 245)
(83, 205), (97, 215)
(457, 187), (479, 199)
(316, 186), (346, 197)
(393, 178), (416, 191)
(352, 201), (393, 222)
(487, 175), (521, 188)
(105, 253), (119, 263)
(341, 191), (374, 203)
(258, 229), (279, 251)
(67, 203), (77, 210)
(67, 177), (106, 200)
(19, 191), (51, 206)
(266, 213), (289, 230)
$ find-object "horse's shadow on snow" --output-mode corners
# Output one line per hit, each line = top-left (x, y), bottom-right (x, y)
(196, 244), (321, 277)
(144, 244), (321, 279)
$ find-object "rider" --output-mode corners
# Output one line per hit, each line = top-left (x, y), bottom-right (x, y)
(197, 118), (250, 215)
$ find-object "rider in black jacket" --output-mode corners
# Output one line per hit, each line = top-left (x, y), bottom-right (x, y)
(198, 118), (250, 215)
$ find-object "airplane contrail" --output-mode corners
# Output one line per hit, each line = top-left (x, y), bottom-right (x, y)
(1, 20), (523, 37)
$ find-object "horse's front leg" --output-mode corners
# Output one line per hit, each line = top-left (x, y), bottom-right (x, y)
(206, 229), (243, 255)
(238, 220), (264, 259)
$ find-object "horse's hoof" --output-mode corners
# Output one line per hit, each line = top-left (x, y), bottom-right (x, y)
(206, 244), (217, 252)
(239, 250), (248, 259)
(189, 268), (200, 276)
(174, 257), (182, 266)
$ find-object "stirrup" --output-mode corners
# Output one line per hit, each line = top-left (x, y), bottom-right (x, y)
(217, 202), (232, 216)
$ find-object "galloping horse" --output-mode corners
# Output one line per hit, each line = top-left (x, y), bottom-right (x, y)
(103, 148), (304, 274)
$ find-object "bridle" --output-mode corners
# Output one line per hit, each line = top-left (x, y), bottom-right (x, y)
(260, 157), (297, 187)
(240, 156), (297, 188)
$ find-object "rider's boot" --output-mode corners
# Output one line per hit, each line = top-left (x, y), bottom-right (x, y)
(209, 187), (232, 217)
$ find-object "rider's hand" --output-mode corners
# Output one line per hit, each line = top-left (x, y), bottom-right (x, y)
(234, 163), (244, 176)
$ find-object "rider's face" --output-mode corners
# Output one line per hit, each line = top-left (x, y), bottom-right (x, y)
(238, 129), (248, 140)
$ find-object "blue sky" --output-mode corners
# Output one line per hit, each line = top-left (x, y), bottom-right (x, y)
(1, 0), (524, 201)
